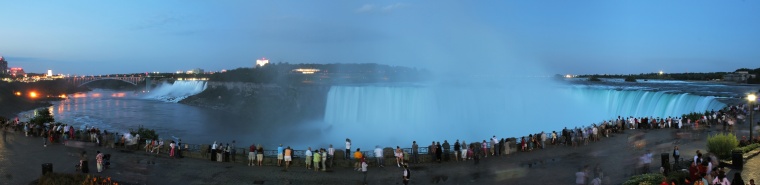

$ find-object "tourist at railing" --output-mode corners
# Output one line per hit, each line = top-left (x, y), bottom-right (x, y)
(373, 146), (383, 167)
(328, 144), (335, 167)
(305, 147), (313, 170)
(345, 138), (352, 160)
(411, 141), (419, 164)
(453, 139), (460, 162)
(284, 146), (293, 170)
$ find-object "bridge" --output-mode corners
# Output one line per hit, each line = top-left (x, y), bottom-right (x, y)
(64, 75), (146, 87)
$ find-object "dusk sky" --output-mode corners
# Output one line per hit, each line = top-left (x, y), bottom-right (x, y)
(1, 1), (759, 76)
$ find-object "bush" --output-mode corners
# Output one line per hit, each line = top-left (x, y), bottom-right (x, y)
(625, 76), (637, 82)
(707, 133), (739, 159)
(588, 76), (602, 81)
(736, 143), (760, 153)
(623, 173), (665, 185)
(666, 171), (691, 185)
(29, 108), (55, 126)
(131, 126), (159, 143)
(37, 173), (119, 185)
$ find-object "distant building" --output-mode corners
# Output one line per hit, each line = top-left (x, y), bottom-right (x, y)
(9, 67), (25, 77)
(47, 70), (53, 77)
(186, 68), (204, 74)
(256, 58), (269, 67)
(0, 56), (7, 74)
(723, 71), (756, 82)
(292, 68), (320, 74)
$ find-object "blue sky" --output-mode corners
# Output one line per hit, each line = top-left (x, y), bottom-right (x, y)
(1, 1), (759, 76)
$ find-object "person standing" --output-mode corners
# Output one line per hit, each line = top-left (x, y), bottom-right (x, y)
(491, 136), (497, 156)
(284, 146), (293, 170)
(345, 138), (352, 160)
(453, 140), (460, 162)
(411, 141), (419, 164)
(361, 157), (369, 185)
(541, 132), (547, 149)
(321, 148), (328, 171)
(96, 151), (104, 173)
(374, 146), (384, 167)
(481, 140), (488, 158)
(443, 140), (451, 161)
(395, 146), (404, 167)
(354, 148), (363, 171)
(249, 143), (256, 166)
(224, 143), (231, 162)
(169, 141), (176, 158)
(256, 145), (264, 166)
(402, 164), (411, 185)
(80, 151), (89, 173)
(672, 146), (680, 168)
(305, 147), (313, 170)
(277, 144), (284, 166)
(211, 141), (218, 161)
(313, 150), (321, 172)
(230, 140), (236, 162)
(461, 140), (468, 161)
(328, 144), (335, 167)
(435, 142), (442, 163)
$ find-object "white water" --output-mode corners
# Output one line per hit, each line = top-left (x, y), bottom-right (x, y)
(142, 81), (207, 102)
(323, 84), (725, 146)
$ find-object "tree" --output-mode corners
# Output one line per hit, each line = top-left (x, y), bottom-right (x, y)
(624, 76), (637, 82)
(29, 108), (55, 126)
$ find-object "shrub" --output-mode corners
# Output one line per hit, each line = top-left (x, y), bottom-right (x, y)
(623, 173), (665, 185)
(29, 108), (55, 126)
(131, 126), (158, 143)
(625, 76), (637, 82)
(707, 133), (739, 159)
(588, 76), (602, 81)
(735, 143), (760, 154)
(37, 173), (119, 185)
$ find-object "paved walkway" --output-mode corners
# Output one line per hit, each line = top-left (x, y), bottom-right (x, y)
(3, 127), (741, 185)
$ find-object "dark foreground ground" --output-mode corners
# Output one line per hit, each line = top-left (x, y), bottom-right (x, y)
(1, 125), (758, 185)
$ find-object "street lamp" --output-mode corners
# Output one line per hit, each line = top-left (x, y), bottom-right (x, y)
(749, 94), (757, 141)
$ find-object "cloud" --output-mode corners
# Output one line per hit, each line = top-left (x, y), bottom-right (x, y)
(355, 3), (407, 13)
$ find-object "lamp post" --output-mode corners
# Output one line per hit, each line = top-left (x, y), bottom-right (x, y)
(749, 94), (757, 141)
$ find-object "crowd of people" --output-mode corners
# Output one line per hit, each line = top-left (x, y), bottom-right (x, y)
(1, 103), (759, 184)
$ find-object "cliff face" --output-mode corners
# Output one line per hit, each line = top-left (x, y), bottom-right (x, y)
(180, 82), (331, 124)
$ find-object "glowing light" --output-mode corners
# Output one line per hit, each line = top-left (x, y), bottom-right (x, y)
(749, 94), (757, 102)
(14, 92), (22, 96)
(659, 70), (664, 75)
(29, 92), (38, 98)
(565, 74), (572, 78)
(293, 68), (320, 74)
(59, 94), (67, 98)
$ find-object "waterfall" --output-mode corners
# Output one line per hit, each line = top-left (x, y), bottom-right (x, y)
(143, 81), (207, 103)
(322, 84), (725, 147)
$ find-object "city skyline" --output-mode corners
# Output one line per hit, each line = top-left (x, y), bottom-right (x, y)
(1, 1), (759, 76)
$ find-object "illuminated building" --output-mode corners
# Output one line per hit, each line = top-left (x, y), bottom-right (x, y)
(9, 67), (25, 76)
(293, 68), (320, 74)
(256, 58), (269, 67)
(186, 68), (204, 74)
(47, 70), (53, 77)
(0, 56), (7, 74)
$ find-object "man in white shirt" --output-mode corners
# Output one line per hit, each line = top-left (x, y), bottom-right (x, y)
(305, 147), (313, 170)
(374, 146), (384, 167)
(328, 144), (335, 167)
(345, 138), (351, 160)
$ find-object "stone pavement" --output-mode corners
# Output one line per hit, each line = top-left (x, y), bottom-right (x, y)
(1, 125), (758, 185)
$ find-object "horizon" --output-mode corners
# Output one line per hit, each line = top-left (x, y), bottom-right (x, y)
(1, 1), (760, 76)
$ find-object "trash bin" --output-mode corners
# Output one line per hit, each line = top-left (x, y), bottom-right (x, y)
(660, 153), (670, 175)
(733, 150), (743, 170)
(42, 163), (53, 175)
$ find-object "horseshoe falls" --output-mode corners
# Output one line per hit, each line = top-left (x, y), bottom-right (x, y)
(323, 84), (725, 145)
